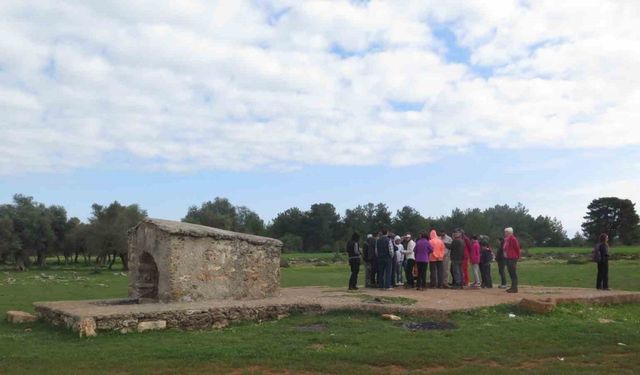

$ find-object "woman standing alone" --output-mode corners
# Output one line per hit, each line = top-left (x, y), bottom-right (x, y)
(595, 233), (610, 291)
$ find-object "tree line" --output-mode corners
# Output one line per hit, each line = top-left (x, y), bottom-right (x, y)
(1, 194), (638, 270)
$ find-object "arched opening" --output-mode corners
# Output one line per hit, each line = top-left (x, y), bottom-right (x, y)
(136, 252), (159, 300)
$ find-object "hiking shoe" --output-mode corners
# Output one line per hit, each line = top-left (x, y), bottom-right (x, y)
(506, 289), (518, 293)
(499, 285), (508, 289)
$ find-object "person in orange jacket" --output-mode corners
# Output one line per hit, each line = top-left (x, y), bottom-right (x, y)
(428, 229), (446, 288)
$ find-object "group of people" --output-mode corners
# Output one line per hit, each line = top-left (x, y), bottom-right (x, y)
(346, 227), (521, 293)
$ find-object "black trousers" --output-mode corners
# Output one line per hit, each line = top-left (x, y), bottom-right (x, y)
(596, 260), (609, 289)
(370, 259), (378, 286)
(416, 262), (428, 288)
(349, 258), (360, 288)
(480, 262), (492, 288)
(506, 259), (518, 290)
(497, 259), (507, 286)
(405, 259), (415, 287)
(429, 261), (444, 287)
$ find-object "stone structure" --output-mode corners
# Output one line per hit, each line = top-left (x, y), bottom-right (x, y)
(128, 218), (282, 302)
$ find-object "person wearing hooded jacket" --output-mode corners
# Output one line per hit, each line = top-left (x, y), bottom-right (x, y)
(462, 231), (472, 286)
(428, 229), (446, 288)
(394, 235), (405, 285)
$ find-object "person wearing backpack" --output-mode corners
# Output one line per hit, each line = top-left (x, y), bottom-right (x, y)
(594, 233), (610, 290)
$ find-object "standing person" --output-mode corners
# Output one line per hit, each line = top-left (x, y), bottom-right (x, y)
(414, 232), (432, 290)
(450, 230), (465, 289)
(362, 234), (372, 288)
(503, 227), (521, 293)
(461, 230), (472, 286)
(594, 233), (610, 290)
(376, 229), (394, 290)
(367, 233), (379, 287)
(389, 232), (397, 286)
(495, 238), (507, 288)
(394, 235), (405, 286)
(346, 233), (361, 290)
(441, 232), (453, 287)
(402, 234), (416, 288)
(429, 230), (445, 288)
(470, 235), (481, 288)
(479, 239), (493, 288)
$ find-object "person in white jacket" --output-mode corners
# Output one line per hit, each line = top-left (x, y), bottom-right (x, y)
(402, 234), (416, 288)
(394, 235), (405, 286)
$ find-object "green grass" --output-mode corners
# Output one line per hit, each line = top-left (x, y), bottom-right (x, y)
(1, 260), (639, 374)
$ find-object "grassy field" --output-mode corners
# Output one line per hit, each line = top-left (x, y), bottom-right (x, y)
(1, 259), (639, 374)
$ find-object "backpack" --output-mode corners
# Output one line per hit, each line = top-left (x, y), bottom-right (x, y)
(591, 245), (601, 263)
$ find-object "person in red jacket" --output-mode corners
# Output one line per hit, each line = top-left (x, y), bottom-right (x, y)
(461, 231), (472, 286)
(503, 227), (521, 293)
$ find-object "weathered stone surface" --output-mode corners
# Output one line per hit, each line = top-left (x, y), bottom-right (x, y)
(137, 320), (167, 332)
(518, 298), (556, 314)
(128, 218), (282, 303)
(6, 310), (38, 324)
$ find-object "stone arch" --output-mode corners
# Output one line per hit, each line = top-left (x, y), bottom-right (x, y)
(136, 252), (159, 300)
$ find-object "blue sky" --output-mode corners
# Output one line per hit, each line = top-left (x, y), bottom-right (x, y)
(1, 1), (639, 235)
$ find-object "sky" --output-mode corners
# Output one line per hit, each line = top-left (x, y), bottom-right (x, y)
(1, 0), (640, 235)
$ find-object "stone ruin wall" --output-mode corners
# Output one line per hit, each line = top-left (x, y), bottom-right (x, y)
(128, 219), (282, 303)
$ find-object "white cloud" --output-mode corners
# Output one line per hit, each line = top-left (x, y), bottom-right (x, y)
(0, 0), (639, 174)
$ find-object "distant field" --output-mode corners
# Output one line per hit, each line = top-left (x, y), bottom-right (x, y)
(281, 252), (338, 262)
(528, 246), (640, 255)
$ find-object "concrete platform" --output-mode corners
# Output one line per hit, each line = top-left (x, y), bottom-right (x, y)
(34, 286), (640, 336)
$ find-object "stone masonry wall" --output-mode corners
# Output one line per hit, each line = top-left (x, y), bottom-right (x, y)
(128, 219), (282, 302)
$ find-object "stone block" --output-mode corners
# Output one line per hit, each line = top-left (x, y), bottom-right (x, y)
(137, 320), (167, 332)
(78, 317), (97, 337)
(6, 310), (38, 324)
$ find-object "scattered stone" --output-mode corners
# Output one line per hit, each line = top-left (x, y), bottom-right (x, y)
(518, 298), (556, 314)
(78, 318), (97, 337)
(382, 314), (401, 321)
(598, 318), (614, 324)
(24, 328), (32, 332)
(6, 310), (38, 324)
(508, 313), (517, 318)
(402, 321), (455, 331)
(618, 342), (627, 346)
(137, 320), (167, 332)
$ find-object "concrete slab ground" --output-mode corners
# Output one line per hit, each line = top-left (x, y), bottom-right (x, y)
(34, 286), (640, 336)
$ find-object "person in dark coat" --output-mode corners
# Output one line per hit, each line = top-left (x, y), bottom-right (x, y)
(595, 233), (610, 290)
(479, 239), (493, 288)
(376, 229), (394, 290)
(346, 232), (361, 290)
(495, 238), (507, 288)
(450, 230), (465, 289)
(363, 234), (378, 287)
